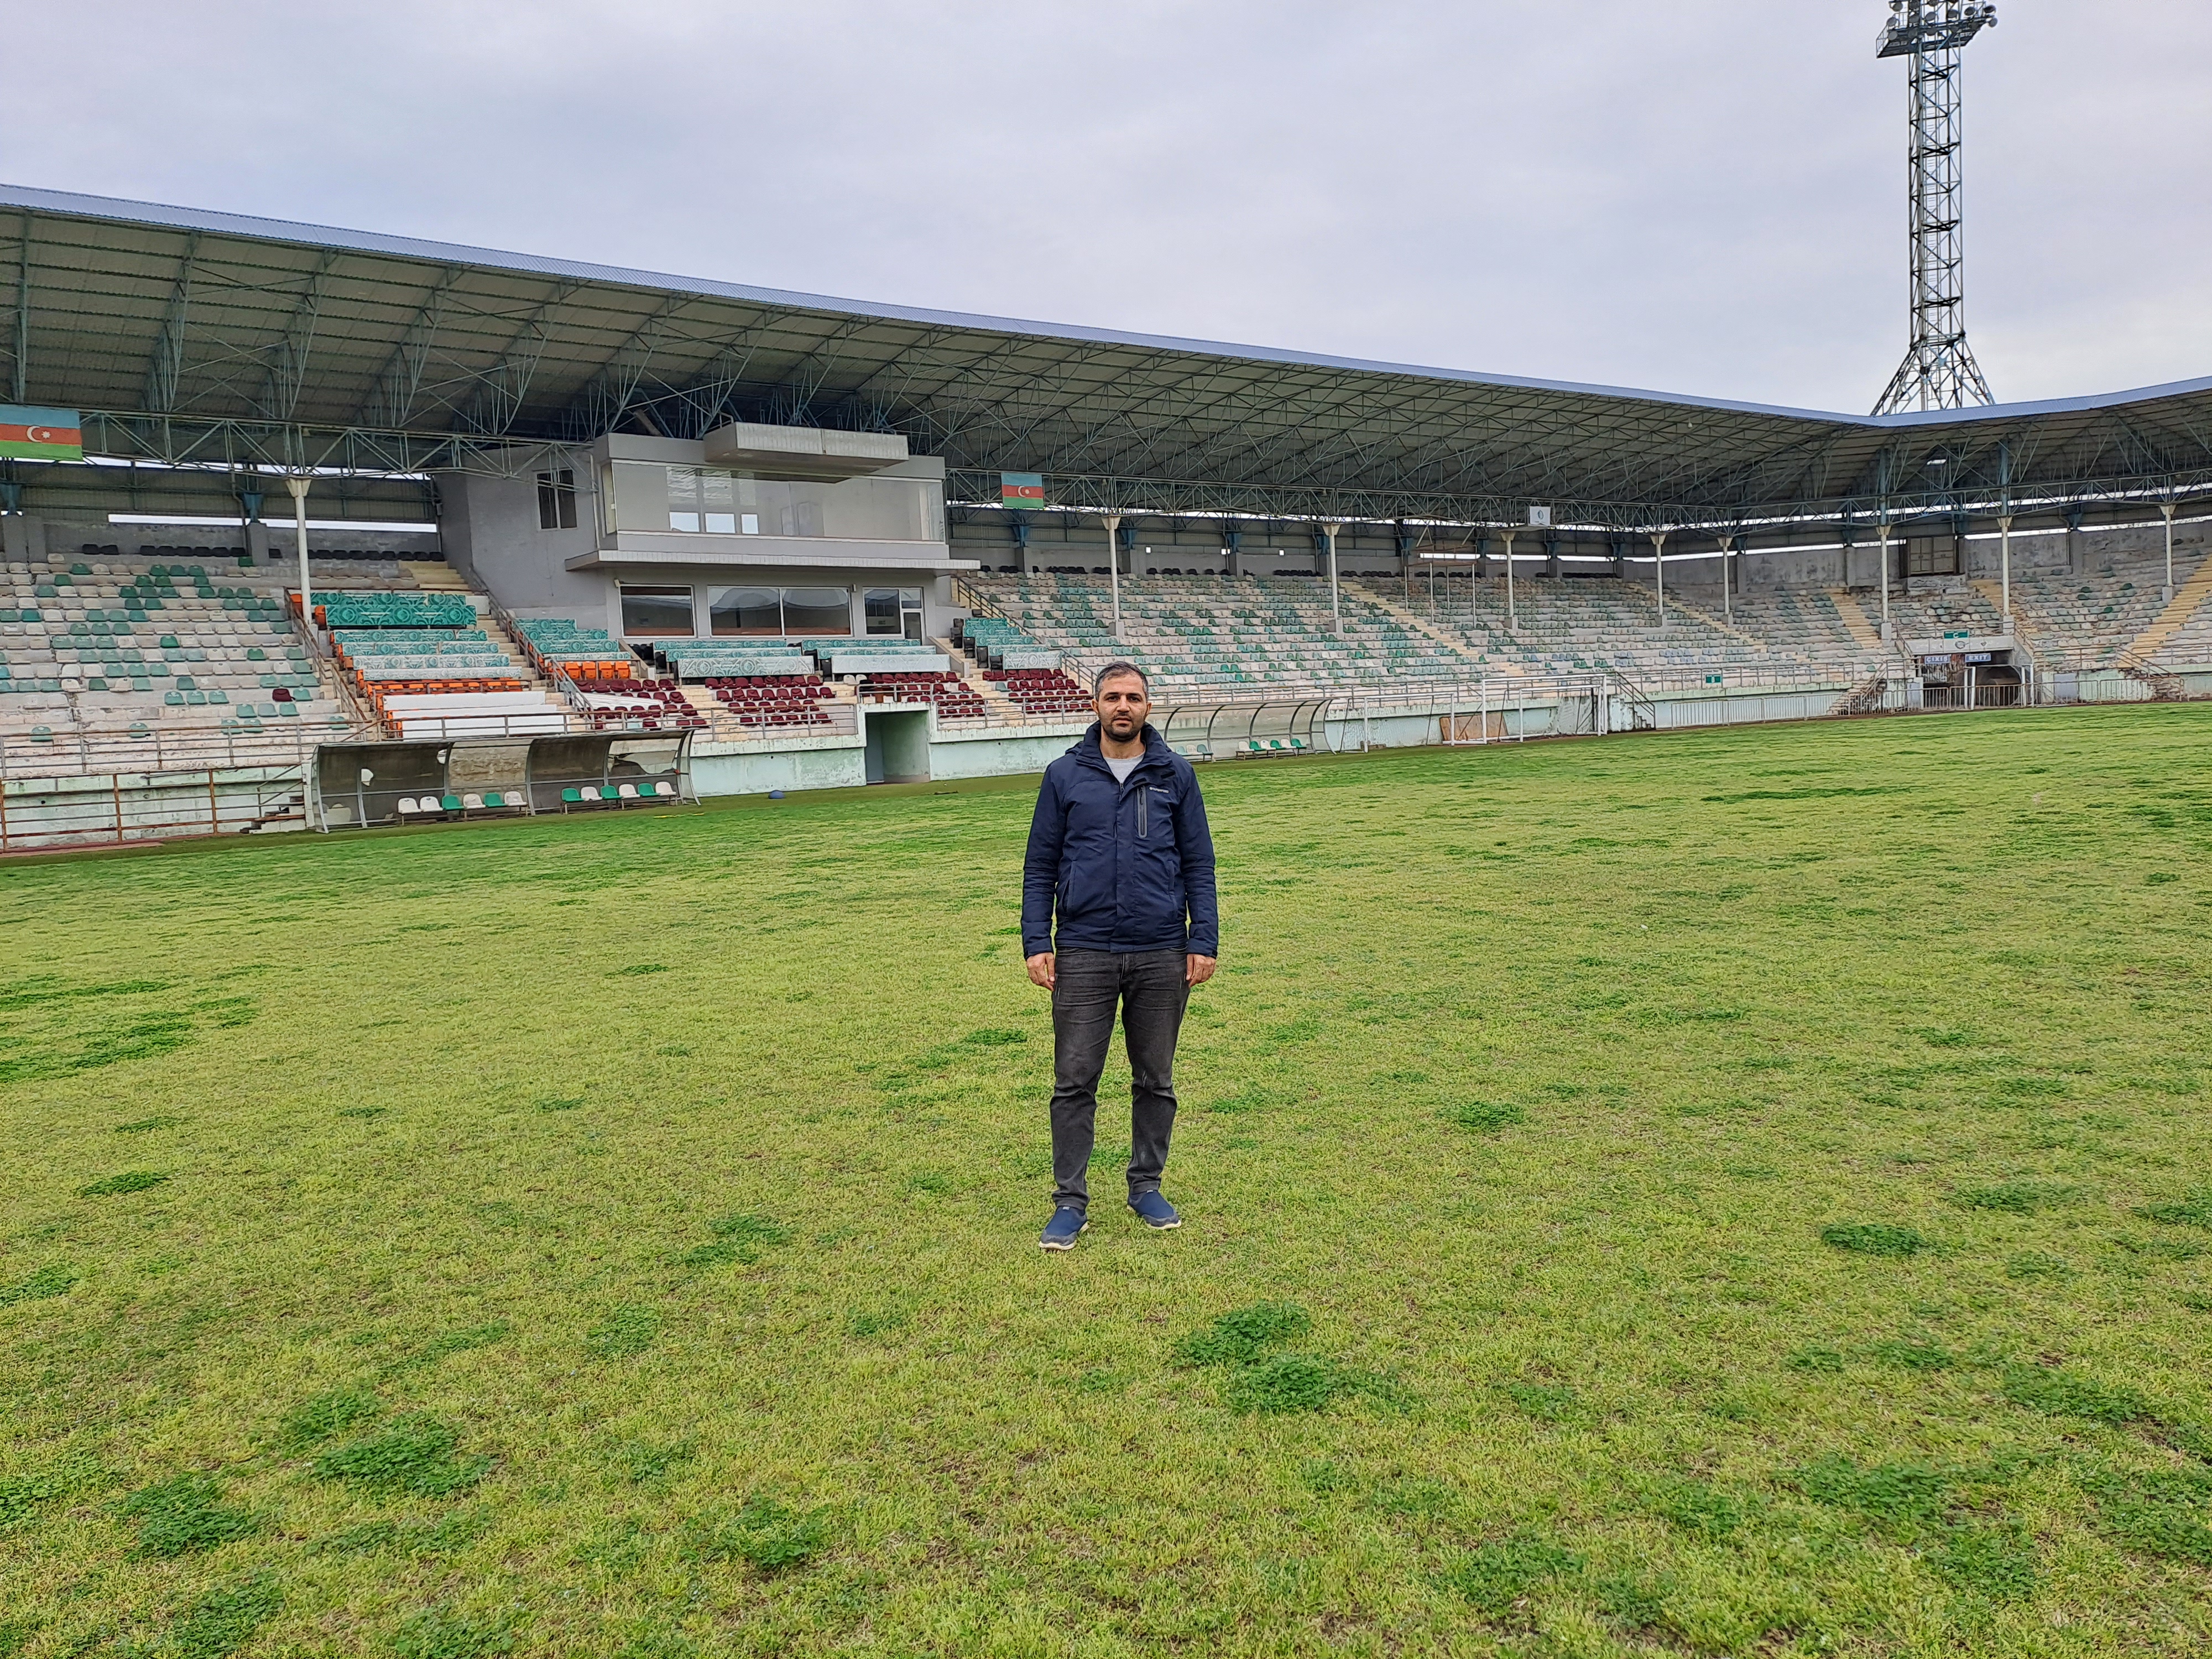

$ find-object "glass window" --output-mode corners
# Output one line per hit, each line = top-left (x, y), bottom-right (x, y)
(702, 470), (737, 535)
(536, 469), (577, 530)
(708, 586), (783, 635)
(620, 585), (694, 637)
(666, 467), (702, 534)
(664, 466), (750, 534)
(863, 588), (904, 635)
(782, 587), (850, 634)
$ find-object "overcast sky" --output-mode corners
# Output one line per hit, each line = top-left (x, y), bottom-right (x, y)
(6, 1), (2208, 415)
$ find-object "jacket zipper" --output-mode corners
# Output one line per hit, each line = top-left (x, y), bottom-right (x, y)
(1135, 782), (1150, 839)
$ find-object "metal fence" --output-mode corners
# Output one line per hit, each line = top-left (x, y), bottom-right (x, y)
(0, 765), (308, 852)
(0, 721), (368, 781)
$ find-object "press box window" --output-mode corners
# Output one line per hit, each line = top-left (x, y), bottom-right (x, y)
(666, 466), (744, 534)
(619, 585), (694, 637)
(536, 469), (577, 530)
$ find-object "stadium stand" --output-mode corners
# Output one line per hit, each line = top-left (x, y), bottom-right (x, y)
(962, 573), (1473, 697)
(1992, 544), (2210, 667)
(315, 591), (572, 738)
(512, 617), (644, 682)
(1, 552), (349, 760)
(573, 675), (709, 732)
(693, 674), (838, 731)
(1722, 587), (1879, 660)
(1882, 585), (2008, 645)
(1410, 574), (1781, 676)
(982, 667), (1092, 716)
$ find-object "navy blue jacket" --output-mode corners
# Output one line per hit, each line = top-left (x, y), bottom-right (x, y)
(1022, 724), (1219, 959)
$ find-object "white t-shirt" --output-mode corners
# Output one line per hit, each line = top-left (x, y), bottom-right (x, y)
(1106, 754), (1142, 784)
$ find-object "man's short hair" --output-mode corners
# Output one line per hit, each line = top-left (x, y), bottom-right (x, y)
(1092, 661), (1150, 697)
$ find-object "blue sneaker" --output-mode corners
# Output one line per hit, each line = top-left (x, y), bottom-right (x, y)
(1039, 1207), (1088, 1251)
(1128, 1190), (1181, 1229)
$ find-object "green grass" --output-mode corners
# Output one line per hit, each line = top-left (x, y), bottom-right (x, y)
(4, 706), (2212, 1654)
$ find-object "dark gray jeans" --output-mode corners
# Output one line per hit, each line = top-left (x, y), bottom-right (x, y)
(1048, 947), (1188, 1213)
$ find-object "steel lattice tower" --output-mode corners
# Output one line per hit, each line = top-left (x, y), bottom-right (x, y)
(1871, 1), (1999, 415)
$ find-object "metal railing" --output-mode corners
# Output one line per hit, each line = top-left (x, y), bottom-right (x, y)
(0, 765), (307, 852)
(0, 719), (370, 781)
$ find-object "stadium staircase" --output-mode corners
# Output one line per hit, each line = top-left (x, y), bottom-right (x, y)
(1662, 592), (1768, 650)
(2123, 559), (2212, 666)
(1831, 676), (1893, 716)
(1340, 578), (1519, 677)
(1982, 547), (2205, 670)
(1825, 589), (1886, 653)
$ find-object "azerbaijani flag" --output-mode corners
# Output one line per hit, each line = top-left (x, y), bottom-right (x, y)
(1000, 471), (1044, 510)
(0, 406), (82, 462)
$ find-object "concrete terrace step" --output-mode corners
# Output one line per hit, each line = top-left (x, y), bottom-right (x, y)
(2126, 559), (2212, 662)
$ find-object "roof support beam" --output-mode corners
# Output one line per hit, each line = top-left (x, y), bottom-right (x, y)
(9, 212), (29, 405)
(455, 280), (581, 436)
(140, 232), (201, 415)
(358, 263), (468, 430)
(253, 248), (341, 422)
(557, 291), (690, 440)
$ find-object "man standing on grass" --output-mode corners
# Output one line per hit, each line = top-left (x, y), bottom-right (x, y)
(1022, 661), (1218, 1251)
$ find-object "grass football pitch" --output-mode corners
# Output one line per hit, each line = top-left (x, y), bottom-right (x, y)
(5, 706), (2211, 1658)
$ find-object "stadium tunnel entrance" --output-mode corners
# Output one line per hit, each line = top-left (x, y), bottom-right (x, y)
(864, 709), (929, 784)
(1911, 640), (2024, 709)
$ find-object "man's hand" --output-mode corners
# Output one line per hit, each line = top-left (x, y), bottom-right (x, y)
(1026, 952), (1056, 990)
(1186, 953), (1217, 988)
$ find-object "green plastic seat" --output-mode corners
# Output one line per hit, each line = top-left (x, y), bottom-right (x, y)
(561, 787), (584, 805)
(441, 795), (463, 812)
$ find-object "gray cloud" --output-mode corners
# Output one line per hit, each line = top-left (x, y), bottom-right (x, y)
(6, 0), (2207, 413)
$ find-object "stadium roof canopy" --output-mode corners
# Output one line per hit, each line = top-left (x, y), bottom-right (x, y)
(4, 183), (2209, 537)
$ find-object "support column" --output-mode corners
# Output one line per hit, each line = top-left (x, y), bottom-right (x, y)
(285, 475), (313, 633)
(1501, 529), (1518, 629)
(1718, 534), (1736, 623)
(1997, 513), (2014, 634)
(1102, 512), (1122, 642)
(0, 480), (23, 562)
(1649, 531), (1668, 627)
(1876, 521), (1893, 640)
(2162, 501), (2178, 602)
(1323, 522), (1343, 637)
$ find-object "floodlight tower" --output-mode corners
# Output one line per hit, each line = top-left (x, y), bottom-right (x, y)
(1871, 0), (1999, 415)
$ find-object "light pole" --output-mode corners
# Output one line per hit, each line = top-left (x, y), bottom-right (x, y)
(1877, 520), (1893, 640)
(2162, 500), (2178, 602)
(1322, 523), (1343, 636)
(1102, 512), (1123, 641)
(285, 475), (313, 632)
(1997, 513), (2014, 634)
(1872, 0), (2000, 414)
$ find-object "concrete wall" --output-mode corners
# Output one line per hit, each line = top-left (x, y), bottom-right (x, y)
(437, 471), (607, 619)
(689, 740), (868, 797)
(928, 728), (1084, 781)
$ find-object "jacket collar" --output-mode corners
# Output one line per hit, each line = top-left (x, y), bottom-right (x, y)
(1073, 722), (1171, 774)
